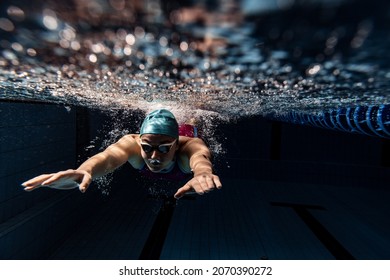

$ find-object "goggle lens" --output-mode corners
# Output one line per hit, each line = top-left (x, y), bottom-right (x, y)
(140, 140), (176, 154)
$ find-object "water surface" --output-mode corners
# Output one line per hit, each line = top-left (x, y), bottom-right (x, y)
(1, 0), (389, 124)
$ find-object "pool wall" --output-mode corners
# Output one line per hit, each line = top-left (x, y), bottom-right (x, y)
(0, 101), (102, 259)
(217, 115), (389, 189)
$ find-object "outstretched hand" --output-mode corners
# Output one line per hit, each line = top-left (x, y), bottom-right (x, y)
(21, 169), (92, 193)
(174, 173), (222, 199)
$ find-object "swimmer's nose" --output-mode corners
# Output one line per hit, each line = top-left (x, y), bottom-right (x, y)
(150, 150), (160, 159)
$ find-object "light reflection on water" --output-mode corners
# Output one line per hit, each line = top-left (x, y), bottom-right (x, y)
(0, 0), (389, 122)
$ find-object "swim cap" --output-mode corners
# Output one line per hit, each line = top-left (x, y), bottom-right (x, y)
(140, 109), (179, 139)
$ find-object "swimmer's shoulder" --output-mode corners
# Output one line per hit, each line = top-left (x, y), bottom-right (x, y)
(178, 136), (205, 151)
(119, 133), (140, 142)
(177, 136), (206, 159)
(114, 134), (144, 168)
(114, 134), (140, 145)
(177, 136), (208, 173)
(108, 134), (141, 156)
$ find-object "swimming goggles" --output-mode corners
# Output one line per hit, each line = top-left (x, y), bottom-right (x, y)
(140, 139), (177, 154)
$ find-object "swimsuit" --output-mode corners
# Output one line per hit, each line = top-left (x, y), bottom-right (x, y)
(138, 160), (192, 182)
(179, 124), (200, 138)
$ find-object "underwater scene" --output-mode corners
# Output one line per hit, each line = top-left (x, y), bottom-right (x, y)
(1, 0), (390, 260)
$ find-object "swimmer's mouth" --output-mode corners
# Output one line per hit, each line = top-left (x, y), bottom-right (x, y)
(148, 159), (162, 167)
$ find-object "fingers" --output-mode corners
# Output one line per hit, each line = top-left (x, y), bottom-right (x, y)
(196, 174), (222, 193)
(174, 174), (222, 199)
(21, 174), (54, 191)
(78, 171), (92, 193)
(213, 175), (222, 189)
(40, 169), (74, 186)
(41, 169), (91, 191)
(174, 185), (192, 199)
(21, 169), (92, 193)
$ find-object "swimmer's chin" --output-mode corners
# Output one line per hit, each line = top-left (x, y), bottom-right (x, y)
(149, 169), (162, 173)
(146, 164), (164, 173)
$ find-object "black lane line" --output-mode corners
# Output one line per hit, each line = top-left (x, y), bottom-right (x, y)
(271, 202), (355, 260)
(138, 195), (195, 260)
(139, 196), (176, 260)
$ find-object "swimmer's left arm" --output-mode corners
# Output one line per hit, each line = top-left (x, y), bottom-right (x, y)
(174, 138), (222, 199)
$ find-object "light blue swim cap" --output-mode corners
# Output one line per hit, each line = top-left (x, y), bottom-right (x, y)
(140, 109), (179, 139)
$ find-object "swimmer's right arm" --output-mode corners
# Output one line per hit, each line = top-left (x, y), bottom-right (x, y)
(22, 135), (139, 193)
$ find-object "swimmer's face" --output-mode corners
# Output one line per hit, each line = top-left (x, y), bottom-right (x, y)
(139, 134), (179, 173)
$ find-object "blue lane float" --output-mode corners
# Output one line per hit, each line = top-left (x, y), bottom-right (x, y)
(270, 104), (390, 139)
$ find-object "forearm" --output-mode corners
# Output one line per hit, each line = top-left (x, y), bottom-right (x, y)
(77, 152), (121, 179)
(190, 153), (213, 176)
(77, 136), (135, 179)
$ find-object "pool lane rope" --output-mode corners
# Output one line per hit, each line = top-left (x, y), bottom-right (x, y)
(270, 104), (390, 139)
